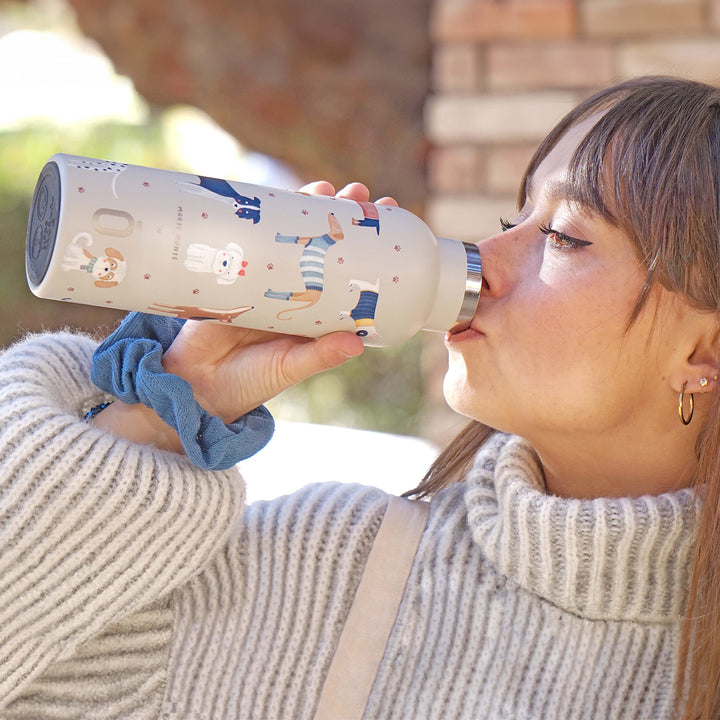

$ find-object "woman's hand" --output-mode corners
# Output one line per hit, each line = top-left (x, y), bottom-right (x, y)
(94, 181), (398, 451)
(162, 182), (397, 422)
(161, 326), (364, 424)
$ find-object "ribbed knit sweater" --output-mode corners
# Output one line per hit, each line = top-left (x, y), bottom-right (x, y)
(0, 332), (698, 719)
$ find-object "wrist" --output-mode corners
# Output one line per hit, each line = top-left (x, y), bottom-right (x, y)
(91, 312), (275, 469)
(92, 400), (184, 454)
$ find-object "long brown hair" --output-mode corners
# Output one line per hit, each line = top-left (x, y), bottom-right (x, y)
(408, 76), (720, 719)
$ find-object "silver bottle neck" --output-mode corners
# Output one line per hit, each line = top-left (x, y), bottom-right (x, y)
(451, 242), (482, 332)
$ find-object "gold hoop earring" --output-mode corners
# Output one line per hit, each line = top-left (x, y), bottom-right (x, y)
(679, 382), (694, 426)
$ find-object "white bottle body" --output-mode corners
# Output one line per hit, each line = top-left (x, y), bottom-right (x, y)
(26, 154), (473, 347)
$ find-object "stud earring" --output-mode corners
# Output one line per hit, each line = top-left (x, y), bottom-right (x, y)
(679, 382), (694, 426)
(700, 377), (709, 388)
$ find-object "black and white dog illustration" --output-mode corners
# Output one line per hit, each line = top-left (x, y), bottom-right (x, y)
(177, 177), (261, 223)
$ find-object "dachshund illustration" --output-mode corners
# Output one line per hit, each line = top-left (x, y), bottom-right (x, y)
(177, 177), (261, 223)
(340, 278), (381, 340)
(147, 302), (253, 323)
(184, 242), (248, 285)
(264, 213), (344, 319)
(61, 232), (127, 288)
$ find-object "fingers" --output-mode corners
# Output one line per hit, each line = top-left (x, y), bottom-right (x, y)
(335, 183), (399, 206)
(375, 196), (400, 207)
(314, 332), (366, 369)
(282, 332), (365, 385)
(335, 182), (370, 202)
(300, 180), (399, 207)
(299, 180), (336, 196)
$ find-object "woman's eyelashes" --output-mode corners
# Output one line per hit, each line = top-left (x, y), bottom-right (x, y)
(499, 217), (593, 251)
(538, 224), (593, 251)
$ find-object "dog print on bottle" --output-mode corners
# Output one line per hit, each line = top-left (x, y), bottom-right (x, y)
(177, 176), (261, 223)
(66, 158), (128, 199)
(351, 201), (381, 234)
(62, 233), (128, 288)
(264, 213), (344, 319)
(147, 302), (253, 323)
(184, 242), (248, 285)
(341, 278), (381, 340)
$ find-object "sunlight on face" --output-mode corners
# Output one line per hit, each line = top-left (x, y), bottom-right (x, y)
(443, 116), (671, 441)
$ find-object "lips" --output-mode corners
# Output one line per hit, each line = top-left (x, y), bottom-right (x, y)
(445, 325), (485, 344)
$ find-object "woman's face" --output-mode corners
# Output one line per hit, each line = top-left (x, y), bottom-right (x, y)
(443, 116), (700, 493)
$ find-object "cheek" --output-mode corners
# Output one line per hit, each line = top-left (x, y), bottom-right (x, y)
(521, 300), (625, 381)
(523, 263), (641, 355)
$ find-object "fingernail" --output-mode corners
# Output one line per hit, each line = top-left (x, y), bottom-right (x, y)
(342, 346), (363, 358)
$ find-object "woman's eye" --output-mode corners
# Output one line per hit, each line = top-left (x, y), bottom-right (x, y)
(538, 224), (592, 250)
(499, 217), (517, 232)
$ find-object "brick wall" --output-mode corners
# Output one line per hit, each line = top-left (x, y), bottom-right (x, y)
(425, 0), (720, 242)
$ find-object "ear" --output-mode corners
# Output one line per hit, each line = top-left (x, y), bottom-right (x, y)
(105, 248), (125, 261)
(668, 315), (720, 395)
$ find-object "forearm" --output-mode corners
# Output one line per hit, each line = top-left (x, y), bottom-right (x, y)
(0, 331), (244, 706)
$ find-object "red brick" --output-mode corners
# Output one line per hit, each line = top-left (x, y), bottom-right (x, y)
(619, 39), (720, 84)
(433, 43), (483, 92)
(432, 0), (576, 42)
(486, 42), (615, 90)
(580, 0), (705, 38)
(427, 195), (518, 242)
(425, 91), (579, 144)
(485, 145), (537, 195)
(428, 147), (486, 193)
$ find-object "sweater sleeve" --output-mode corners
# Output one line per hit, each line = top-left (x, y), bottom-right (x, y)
(0, 331), (245, 708)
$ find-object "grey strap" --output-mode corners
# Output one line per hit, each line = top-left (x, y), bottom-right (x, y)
(313, 496), (430, 720)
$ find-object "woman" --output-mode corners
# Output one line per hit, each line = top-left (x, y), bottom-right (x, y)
(1, 76), (718, 718)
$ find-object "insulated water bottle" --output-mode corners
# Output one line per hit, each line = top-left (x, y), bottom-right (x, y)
(26, 154), (482, 347)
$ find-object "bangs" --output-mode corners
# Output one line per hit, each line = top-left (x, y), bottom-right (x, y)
(520, 77), (720, 315)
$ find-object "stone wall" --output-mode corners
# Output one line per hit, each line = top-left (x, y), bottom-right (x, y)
(425, 0), (720, 243)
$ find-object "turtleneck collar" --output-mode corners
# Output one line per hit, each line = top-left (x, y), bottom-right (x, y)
(464, 434), (699, 623)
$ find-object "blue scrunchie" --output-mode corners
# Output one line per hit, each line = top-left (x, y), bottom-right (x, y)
(91, 312), (274, 470)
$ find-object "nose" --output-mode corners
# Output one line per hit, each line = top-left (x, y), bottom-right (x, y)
(474, 225), (534, 300)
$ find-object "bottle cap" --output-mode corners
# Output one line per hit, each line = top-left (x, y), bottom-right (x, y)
(26, 161), (61, 289)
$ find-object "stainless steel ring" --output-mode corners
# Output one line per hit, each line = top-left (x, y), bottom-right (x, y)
(451, 242), (482, 332)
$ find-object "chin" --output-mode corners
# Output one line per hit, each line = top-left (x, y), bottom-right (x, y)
(443, 367), (481, 419)
(443, 365), (513, 431)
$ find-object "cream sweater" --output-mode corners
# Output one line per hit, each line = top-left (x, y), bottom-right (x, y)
(0, 333), (698, 719)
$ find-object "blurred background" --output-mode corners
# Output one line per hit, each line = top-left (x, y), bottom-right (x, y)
(3, 0), (720, 459)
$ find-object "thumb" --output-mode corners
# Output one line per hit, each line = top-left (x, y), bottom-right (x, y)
(282, 332), (365, 384)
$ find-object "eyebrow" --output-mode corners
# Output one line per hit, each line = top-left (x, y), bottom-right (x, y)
(525, 176), (589, 207)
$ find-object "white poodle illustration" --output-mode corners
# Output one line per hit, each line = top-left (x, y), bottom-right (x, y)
(62, 232), (128, 288)
(184, 242), (248, 285)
